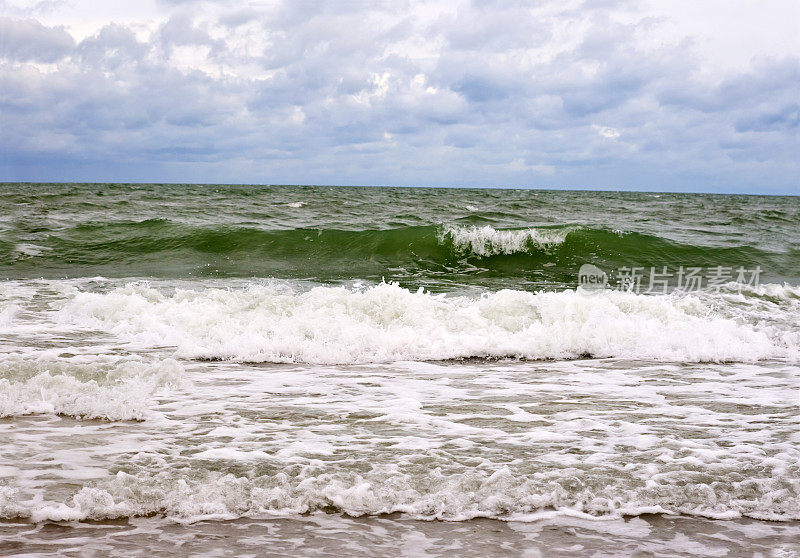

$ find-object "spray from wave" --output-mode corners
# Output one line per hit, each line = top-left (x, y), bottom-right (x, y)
(439, 225), (577, 257)
(438, 225), (573, 256)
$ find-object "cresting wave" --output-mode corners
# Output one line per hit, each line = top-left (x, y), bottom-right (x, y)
(439, 224), (574, 256)
(56, 281), (800, 364)
(3, 221), (793, 284)
(5, 221), (578, 266)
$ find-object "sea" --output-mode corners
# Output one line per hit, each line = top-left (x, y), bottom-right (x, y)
(1, 183), (798, 556)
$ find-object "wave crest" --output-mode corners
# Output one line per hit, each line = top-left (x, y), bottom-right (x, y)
(56, 282), (797, 365)
(439, 225), (572, 256)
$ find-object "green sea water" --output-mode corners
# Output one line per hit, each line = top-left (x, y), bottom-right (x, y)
(2, 183), (798, 289)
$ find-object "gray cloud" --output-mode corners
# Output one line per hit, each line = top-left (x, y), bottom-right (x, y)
(0, 1), (798, 193)
(0, 16), (73, 61)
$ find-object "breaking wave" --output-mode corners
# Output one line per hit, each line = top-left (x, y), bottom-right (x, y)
(439, 225), (574, 256)
(56, 281), (800, 365)
(2, 462), (798, 522)
(0, 354), (184, 421)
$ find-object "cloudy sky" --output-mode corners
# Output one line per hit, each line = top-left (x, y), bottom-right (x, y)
(1, 0), (798, 193)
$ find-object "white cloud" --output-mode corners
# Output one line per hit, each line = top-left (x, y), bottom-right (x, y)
(0, 0), (798, 193)
(507, 159), (556, 174)
(593, 125), (620, 140)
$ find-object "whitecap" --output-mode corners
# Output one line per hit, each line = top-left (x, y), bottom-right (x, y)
(440, 225), (572, 256)
(55, 281), (798, 365)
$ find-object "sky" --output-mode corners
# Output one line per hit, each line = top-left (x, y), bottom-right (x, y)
(1, 0), (798, 193)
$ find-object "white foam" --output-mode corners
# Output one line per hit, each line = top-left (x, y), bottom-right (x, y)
(4, 278), (797, 527)
(2, 461), (797, 522)
(1, 355), (797, 524)
(0, 302), (18, 327)
(440, 225), (572, 256)
(0, 354), (183, 421)
(56, 282), (797, 365)
(13, 243), (49, 258)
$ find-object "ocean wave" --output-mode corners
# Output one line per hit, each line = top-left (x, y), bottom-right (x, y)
(2, 462), (797, 522)
(2, 220), (794, 287)
(439, 225), (573, 256)
(56, 281), (799, 364)
(0, 354), (184, 420)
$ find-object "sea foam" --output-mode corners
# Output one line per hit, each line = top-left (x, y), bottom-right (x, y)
(57, 281), (797, 365)
(2, 461), (798, 522)
(0, 354), (183, 420)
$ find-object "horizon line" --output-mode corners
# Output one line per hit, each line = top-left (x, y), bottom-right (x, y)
(1, 181), (798, 198)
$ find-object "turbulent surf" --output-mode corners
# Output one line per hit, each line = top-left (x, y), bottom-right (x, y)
(1, 184), (799, 548)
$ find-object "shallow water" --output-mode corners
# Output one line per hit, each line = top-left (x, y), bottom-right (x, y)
(3, 351), (799, 522)
(2, 515), (799, 557)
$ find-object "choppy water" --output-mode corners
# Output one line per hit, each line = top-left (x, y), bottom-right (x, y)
(1, 184), (799, 555)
